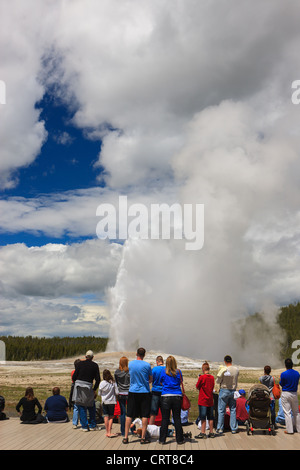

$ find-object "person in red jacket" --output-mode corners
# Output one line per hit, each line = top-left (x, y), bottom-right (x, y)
(195, 362), (215, 438)
(235, 389), (249, 425)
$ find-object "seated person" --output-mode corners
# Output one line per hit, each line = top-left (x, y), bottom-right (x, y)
(131, 418), (191, 440)
(0, 395), (8, 420)
(172, 408), (190, 426)
(44, 387), (69, 422)
(16, 387), (44, 423)
(235, 389), (249, 425)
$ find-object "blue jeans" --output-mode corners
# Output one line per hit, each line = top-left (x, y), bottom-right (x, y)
(118, 395), (127, 436)
(150, 392), (161, 416)
(270, 399), (275, 424)
(198, 405), (214, 421)
(217, 389), (238, 432)
(72, 403), (79, 426)
(78, 403), (96, 430)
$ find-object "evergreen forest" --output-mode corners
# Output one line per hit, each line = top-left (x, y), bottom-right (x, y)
(0, 335), (108, 361)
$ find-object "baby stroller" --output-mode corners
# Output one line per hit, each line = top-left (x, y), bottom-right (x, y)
(246, 384), (275, 435)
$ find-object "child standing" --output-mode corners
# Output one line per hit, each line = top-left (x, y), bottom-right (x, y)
(195, 362), (215, 438)
(98, 369), (119, 437)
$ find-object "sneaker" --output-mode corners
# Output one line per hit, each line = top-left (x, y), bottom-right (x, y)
(183, 432), (192, 439)
(208, 432), (215, 438)
(72, 425), (78, 429)
(195, 433), (206, 439)
(215, 429), (223, 435)
(231, 430), (239, 434)
(81, 428), (89, 432)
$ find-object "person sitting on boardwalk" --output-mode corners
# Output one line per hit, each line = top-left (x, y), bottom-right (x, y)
(0, 395), (8, 420)
(235, 389), (249, 425)
(131, 417), (174, 440)
(16, 387), (44, 424)
(44, 387), (69, 423)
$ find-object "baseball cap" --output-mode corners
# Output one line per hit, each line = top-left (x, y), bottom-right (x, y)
(85, 350), (94, 357)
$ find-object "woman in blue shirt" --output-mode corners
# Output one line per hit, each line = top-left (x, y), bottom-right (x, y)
(159, 355), (184, 444)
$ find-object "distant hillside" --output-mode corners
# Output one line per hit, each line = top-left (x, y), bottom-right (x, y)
(0, 335), (108, 361)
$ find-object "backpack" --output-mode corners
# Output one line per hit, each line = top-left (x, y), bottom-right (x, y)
(272, 377), (281, 399)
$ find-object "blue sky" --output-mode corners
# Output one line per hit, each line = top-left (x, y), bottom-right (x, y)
(1, 93), (103, 247)
(3, 93), (101, 202)
(1, 1), (300, 362)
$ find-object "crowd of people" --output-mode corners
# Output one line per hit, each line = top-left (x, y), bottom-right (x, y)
(1, 348), (300, 445)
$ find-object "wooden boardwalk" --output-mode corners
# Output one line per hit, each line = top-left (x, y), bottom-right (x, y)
(0, 418), (299, 451)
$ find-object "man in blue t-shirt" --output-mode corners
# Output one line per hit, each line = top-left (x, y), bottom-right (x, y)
(123, 348), (152, 444)
(149, 355), (165, 425)
(279, 358), (300, 434)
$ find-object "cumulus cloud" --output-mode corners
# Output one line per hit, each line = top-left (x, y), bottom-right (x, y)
(3, 0), (299, 189)
(0, 239), (122, 297)
(0, 294), (111, 337)
(0, 1), (55, 188)
(0, 239), (122, 336)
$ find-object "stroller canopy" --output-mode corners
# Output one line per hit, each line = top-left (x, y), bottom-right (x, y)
(248, 383), (270, 401)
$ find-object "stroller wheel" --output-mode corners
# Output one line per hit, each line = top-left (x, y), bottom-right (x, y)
(271, 425), (276, 436)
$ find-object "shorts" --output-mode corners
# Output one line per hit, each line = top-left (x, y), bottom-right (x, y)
(102, 403), (115, 417)
(150, 392), (162, 416)
(198, 405), (214, 421)
(127, 392), (151, 419)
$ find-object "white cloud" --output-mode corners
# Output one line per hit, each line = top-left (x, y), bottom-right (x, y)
(0, 294), (111, 337)
(0, 239), (122, 298)
(0, 239), (122, 336)
(0, 1), (55, 188)
(2, 0), (300, 189)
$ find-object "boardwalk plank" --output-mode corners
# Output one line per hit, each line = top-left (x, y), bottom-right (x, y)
(0, 418), (299, 451)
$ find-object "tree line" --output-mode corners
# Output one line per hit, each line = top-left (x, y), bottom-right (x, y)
(0, 335), (108, 361)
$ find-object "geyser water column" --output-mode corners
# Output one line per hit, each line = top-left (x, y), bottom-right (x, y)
(106, 231), (246, 360)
